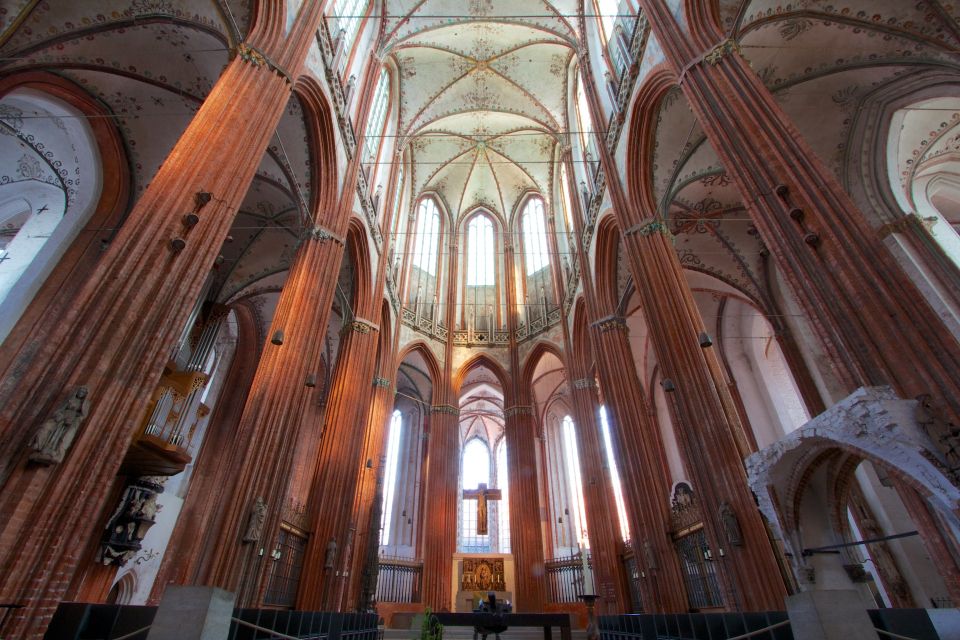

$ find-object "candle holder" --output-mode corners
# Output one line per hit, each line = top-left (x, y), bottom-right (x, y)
(577, 593), (599, 640)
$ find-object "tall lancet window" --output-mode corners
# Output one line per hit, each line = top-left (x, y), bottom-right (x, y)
(467, 214), (495, 285)
(519, 196), (555, 326)
(496, 438), (510, 552)
(561, 415), (589, 547)
(380, 410), (403, 546)
(460, 438), (491, 552)
(463, 213), (500, 335)
(331, 0), (368, 68)
(599, 405), (631, 542)
(576, 73), (600, 185)
(407, 197), (441, 323)
(363, 70), (390, 164)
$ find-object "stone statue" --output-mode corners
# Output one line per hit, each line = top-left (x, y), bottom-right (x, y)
(324, 537), (338, 569)
(242, 497), (267, 543)
(642, 539), (658, 570)
(29, 386), (90, 465)
(719, 501), (743, 547)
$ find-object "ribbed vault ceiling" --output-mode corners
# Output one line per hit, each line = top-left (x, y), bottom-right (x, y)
(384, 0), (577, 221)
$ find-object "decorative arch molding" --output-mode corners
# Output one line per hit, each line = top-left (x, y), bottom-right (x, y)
(346, 216), (374, 314)
(0, 71), (130, 367)
(394, 340), (442, 390)
(747, 386), (960, 587)
(625, 66), (679, 221)
(593, 213), (621, 313)
(519, 340), (566, 405)
(454, 353), (511, 403)
(570, 299), (594, 379)
(293, 75), (339, 218)
(683, 0), (724, 52)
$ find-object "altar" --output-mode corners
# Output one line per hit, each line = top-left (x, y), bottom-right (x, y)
(451, 553), (515, 612)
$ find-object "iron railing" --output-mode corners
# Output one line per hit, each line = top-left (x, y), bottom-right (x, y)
(544, 552), (591, 604)
(375, 556), (422, 603)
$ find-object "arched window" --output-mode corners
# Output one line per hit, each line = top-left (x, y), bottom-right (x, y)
(561, 416), (589, 546)
(521, 197), (550, 275)
(380, 410), (403, 546)
(0, 89), (102, 341)
(599, 405), (631, 542)
(594, 0), (618, 43)
(576, 74), (600, 178)
(466, 214), (495, 286)
(331, 0), (368, 64)
(411, 198), (440, 276)
(363, 70), (390, 163)
(460, 438), (492, 551)
(496, 438), (510, 552)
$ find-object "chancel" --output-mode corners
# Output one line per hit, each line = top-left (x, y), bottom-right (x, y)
(1, 2), (960, 640)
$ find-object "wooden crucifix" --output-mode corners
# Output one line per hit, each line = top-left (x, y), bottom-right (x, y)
(462, 483), (501, 535)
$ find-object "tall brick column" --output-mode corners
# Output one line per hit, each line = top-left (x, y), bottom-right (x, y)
(616, 221), (786, 610)
(545, 214), (631, 614)
(561, 158), (689, 612)
(503, 241), (547, 612)
(421, 235), (460, 612)
(639, 0), (960, 427)
(297, 318), (382, 609)
(0, 6), (330, 633)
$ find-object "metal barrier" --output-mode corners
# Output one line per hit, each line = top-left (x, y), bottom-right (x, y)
(544, 552), (590, 604)
(376, 556), (422, 603)
(598, 609), (940, 640)
(42, 603), (379, 640)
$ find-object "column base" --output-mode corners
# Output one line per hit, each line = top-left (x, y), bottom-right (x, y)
(786, 590), (879, 640)
(147, 586), (236, 640)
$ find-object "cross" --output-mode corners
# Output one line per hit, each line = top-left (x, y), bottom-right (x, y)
(462, 483), (501, 535)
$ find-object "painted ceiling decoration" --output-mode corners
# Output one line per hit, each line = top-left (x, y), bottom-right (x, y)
(0, 0), (307, 339)
(644, 0), (960, 312)
(384, 1), (577, 222)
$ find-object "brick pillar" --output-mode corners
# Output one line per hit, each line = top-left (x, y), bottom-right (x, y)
(503, 405), (547, 611)
(565, 377), (630, 613)
(346, 373), (396, 610)
(589, 319), (691, 611)
(297, 319), (381, 610)
(640, 0), (960, 427)
(545, 211), (630, 614)
(503, 241), (547, 612)
(618, 220), (787, 610)
(558, 155), (687, 613)
(421, 402), (459, 611)
(0, 22), (325, 632)
(202, 230), (354, 603)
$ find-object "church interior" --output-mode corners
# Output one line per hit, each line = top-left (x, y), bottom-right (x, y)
(2, 1), (960, 639)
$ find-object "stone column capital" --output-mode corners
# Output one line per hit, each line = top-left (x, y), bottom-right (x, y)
(572, 377), (597, 390)
(504, 404), (534, 417)
(342, 317), (379, 335)
(306, 225), (345, 245)
(372, 376), (391, 388)
(624, 217), (672, 238)
(233, 43), (292, 82)
(592, 315), (628, 332)
(430, 404), (459, 416)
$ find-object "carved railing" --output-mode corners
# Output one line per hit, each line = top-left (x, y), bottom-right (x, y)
(399, 305), (561, 346)
(376, 556), (423, 603)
